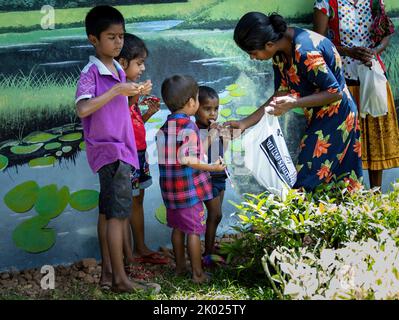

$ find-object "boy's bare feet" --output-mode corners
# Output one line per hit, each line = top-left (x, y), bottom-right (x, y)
(99, 270), (113, 289)
(175, 267), (188, 276)
(192, 272), (211, 284)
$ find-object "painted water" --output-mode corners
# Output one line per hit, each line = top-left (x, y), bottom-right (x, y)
(0, 20), (278, 271)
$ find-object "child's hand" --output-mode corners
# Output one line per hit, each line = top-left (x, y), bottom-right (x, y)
(210, 158), (226, 172)
(117, 82), (141, 97)
(138, 80), (153, 96)
(146, 99), (160, 115)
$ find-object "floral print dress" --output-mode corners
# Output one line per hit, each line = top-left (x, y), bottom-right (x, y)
(273, 27), (362, 191)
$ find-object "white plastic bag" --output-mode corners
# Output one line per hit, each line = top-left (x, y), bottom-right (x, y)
(357, 59), (388, 118)
(242, 110), (297, 198)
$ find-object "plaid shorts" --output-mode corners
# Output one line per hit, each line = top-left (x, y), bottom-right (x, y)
(130, 150), (152, 197)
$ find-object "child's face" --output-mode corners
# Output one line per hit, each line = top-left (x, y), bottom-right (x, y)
(195, 97), (219, 127)
(123, 55), (146, 82)
(89, 23), (125, 59)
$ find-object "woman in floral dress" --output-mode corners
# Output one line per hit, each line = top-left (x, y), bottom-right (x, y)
(226, 12), (363, 191)
(314, 0), (399, 189)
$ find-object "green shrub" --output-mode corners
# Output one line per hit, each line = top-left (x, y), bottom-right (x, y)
(221, 179), (399, 278)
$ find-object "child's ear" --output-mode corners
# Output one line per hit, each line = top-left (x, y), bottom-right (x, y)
(119, 58), (128, 69)
(88, 34), (98, 47)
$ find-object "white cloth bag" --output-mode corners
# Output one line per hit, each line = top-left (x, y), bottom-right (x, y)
(357, 59), (388, 118)
(242, 109), (297, 198)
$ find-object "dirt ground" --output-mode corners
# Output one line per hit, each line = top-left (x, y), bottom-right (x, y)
(0, 235), (236, 299)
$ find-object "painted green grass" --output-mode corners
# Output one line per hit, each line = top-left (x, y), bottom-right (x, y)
(384, 19), (399, 102)
(179, 0), (398, 28)
(0, 0), (219, 32)
(0, 73), (76, 136)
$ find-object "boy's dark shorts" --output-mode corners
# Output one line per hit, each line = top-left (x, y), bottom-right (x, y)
(98, 160), (133, 220)
(130, 150), (152, 197)
(211, 176), (226, 198)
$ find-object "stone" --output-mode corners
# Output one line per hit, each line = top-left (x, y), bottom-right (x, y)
(0, 273), (10, 280)
(82, 258), (97, 269)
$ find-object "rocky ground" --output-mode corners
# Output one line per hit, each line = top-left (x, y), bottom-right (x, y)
(0, 235), (237, 299)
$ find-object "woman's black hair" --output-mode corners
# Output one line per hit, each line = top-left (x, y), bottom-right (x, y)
(116, 33), (148, 66)
(85, 5), (125, 39)
(234, 12), (287, 52)
(198, 86), (218, 105)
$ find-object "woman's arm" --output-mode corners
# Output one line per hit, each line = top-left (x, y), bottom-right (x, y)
(269, 90), (342, 116)
(224, 94), (276, 133)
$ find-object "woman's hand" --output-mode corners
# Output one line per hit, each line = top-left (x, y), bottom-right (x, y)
(222, 120), (246, 139)
(345, 46), (374, 64)
(267, 95), (297, 116)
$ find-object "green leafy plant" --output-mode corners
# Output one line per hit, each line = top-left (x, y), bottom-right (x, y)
(221, 180), (399, 281)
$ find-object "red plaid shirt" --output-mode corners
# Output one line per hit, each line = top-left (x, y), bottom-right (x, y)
(156, 113), (212, 209)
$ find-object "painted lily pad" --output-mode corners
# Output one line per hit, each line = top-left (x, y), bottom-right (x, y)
(236, 106), (257, 116)
(28, 156), (56, 168)
(0, 140), (19, 150)
(59, 132), (82, 142)
(292, 107), (305, 115)
(35, 185), (69, 219)
(23, 132), (58, 144)
(69, 189), (99, 211)
(55, 151), (63, 157)
(155, 125), (162, 129)
(220, 108), (232, 118)
(0, 154), (8, 171)
(62, 146), (72, 153)
(230, 88), (247, 97)
(4, 181), (40, 213)
(79, 141), (86, 151)
(12, 216), (55, 254)
(226, 117), (239, 121)
(226, 84), (239, 91)
(10, 143), (43, 155)
(155, 205), (167, 225)
(220, 96), (233, 105)
(147, 118), (162, 123)
(44, 142), (61, 150)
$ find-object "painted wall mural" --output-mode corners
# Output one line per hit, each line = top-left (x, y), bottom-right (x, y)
(1, 0), (398, 271)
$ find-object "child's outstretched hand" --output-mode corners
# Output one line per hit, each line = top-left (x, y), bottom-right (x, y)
(210, 158), (227, 172)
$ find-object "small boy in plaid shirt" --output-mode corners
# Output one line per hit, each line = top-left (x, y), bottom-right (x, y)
(156, 75), (226, 283)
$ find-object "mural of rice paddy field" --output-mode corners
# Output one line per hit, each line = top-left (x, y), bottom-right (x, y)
(0, 0), (398, 271)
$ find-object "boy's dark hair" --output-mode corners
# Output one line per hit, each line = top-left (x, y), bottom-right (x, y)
(85, 5), (125, 39)
(116, 33), (148, 66)
(198, 86), (219, 105)
(161, 75), (198, 112)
